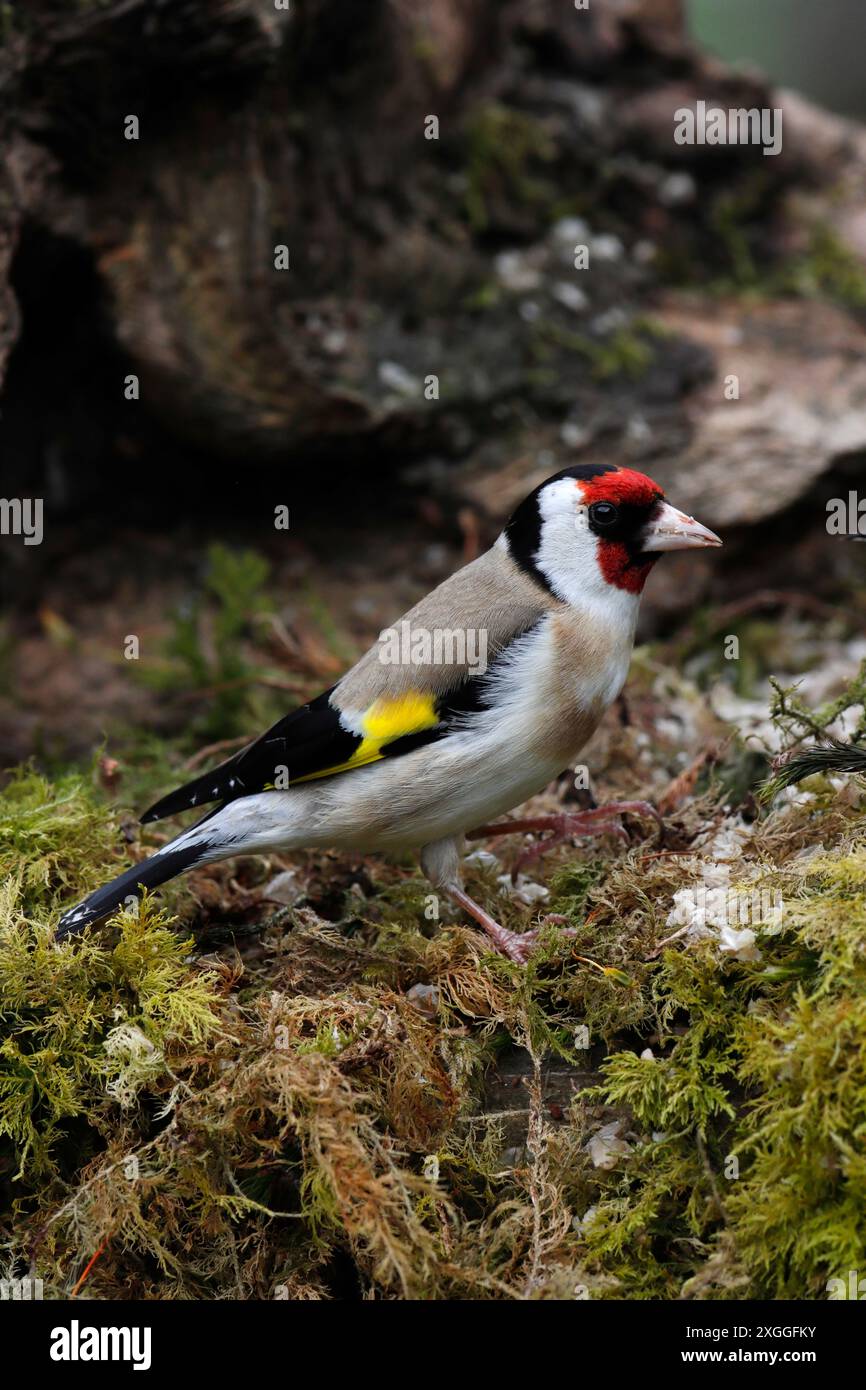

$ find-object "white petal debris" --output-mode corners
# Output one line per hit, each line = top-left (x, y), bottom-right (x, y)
(464, 849), (500, 870)
(498, 873), (549, 906)
(587, 1120), (632, 1170)
(494, 249), (543, 293)
(663, 818), (780, 962)
(261, 869), (303, 906)
(377, 360), (422, 397)
(552, 281), (589, 313)
(718, 925), (762, 963)
(572, 1204), (599, 1234)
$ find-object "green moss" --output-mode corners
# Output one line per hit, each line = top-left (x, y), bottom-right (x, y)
(708, 187), (762, 289)
(0, 891), (222, 1184)
(532, 318), (658, 381)
(462, 104), (556, 233)
(0, 768), (122, 914)
(669, 198), (866, 311)
(0, 1), (18, 44)
(569, 822), (866, 1299)
(767, 658), (866, 748)
(778, 224), (866, 309)
(137, 542), (273, 741)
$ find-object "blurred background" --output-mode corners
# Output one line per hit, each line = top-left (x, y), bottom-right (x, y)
(0, 0), (864, 774)
(690, 0), (866, 118)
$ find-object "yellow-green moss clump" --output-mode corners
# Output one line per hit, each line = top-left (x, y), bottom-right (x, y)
(2, 670), (866, 1299)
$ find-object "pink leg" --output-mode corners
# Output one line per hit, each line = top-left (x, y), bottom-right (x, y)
(467, 801), (663, 878)
(445, 885), (575, 964)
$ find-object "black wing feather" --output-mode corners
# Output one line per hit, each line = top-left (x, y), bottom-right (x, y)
(141, 689), (360, 823)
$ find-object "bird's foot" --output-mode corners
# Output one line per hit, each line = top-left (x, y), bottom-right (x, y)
(468, 801), (662, 879)
(446, 885), (576, 963)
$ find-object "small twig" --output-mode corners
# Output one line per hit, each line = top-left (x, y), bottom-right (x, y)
(70, 1236), (110, 1298)
(637, 848), (700, 862)
(696, 1131), (728, 1223)
(645, 923), (692, 959)
(172, 673), (308, 706)
(657, 748), (717, 816)
(183, 734), (250, 771)
(679, 589), (865, 645)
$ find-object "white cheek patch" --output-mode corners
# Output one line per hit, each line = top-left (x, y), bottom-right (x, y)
(532, 478), (641, 627)
(534, 479), (603, 605)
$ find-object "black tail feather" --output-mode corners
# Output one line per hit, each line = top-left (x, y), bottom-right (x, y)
(56, 841), (207, 938)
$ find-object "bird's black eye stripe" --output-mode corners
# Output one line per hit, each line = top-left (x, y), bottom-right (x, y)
(588, 501), (619, 527)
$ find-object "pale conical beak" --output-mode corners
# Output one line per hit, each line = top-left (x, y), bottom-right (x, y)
(641, 501), (723, 553)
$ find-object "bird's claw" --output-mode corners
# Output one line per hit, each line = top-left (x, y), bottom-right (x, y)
(510, 801), (662, 879)
(495, 922), (578, 964)
(445, 884), (577, 963)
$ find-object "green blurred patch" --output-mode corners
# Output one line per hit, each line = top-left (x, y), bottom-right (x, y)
(462, 103), (556, 233)
(137, 543), (272, 742)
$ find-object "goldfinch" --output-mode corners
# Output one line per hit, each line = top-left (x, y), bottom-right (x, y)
(57, 464), (721, 959)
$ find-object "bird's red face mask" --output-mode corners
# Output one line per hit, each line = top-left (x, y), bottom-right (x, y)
(578, 467), (722, 594)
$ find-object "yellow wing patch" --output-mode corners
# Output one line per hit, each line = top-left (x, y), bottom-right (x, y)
(293, 691), (440, 783)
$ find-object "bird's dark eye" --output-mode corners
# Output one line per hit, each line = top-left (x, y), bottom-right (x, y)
(589, 501), (619, 528)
